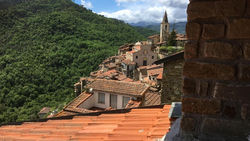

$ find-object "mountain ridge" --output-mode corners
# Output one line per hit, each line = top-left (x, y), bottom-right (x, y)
(130, 22), (187, 34)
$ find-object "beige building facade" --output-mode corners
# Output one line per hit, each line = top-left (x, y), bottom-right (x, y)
(126, 42), (158, 67)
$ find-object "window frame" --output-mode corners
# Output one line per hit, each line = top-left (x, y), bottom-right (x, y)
(98, 92), (105, 104)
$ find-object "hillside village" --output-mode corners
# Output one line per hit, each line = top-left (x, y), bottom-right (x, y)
(1, 1), (249, 140)
(41, 11), (187, 117)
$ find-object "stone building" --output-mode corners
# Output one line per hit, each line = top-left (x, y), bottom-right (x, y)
(154, 51), (184, 104)
(160, 11), (170, 43)
(176, 0), (250, 140)
(176, 33), (187, 47)
(125, 42), (158, 67)
(148, 34), (160, 45)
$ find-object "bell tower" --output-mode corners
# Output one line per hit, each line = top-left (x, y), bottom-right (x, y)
(160, 11), (170, 43)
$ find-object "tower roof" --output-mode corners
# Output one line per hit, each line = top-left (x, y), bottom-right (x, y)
(162, 11), (168, 23)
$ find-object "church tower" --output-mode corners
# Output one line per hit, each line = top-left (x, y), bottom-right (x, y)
(160, 11), (170, 43)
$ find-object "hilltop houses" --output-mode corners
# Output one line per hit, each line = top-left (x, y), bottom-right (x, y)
(58, 79), (161, 116)
(61, 11), (185, 117)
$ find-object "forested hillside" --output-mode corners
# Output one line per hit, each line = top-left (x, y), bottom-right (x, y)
(0, 0), (149, 124)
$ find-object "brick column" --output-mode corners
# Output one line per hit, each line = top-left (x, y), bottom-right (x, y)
(181, 0), (250, 140)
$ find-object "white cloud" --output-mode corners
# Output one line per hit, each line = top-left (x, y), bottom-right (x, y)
(99, 0), (188, 23)
(80, 0), (93, 9)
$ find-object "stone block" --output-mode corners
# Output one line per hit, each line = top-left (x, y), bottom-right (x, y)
(183, 78), (196, 96)
(215, 0), (245, 17)
(186, 22), (201, 40)
(227, 19), (250, 39)
(202, 24), (225, 40)
(214, 82), (250, 103)
(183, 62), (236, 81)
(245, 0), (250, 17)
(222, 104), (237, 118)
(201, 118), (250, 137)
(244, 43), (250, 60)
(196, 80), (209, 97)
(239, 63), (250, 81)
(182, 97), (221, 115)
(204, 41), (240, 59)
(184, 42), (198, 59)
(187, 1), (216, 20)
(241, 104), (250, 120)
(181, 117), (197, 132)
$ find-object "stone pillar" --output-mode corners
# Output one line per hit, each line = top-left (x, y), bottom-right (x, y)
(181, 0), (250, 140)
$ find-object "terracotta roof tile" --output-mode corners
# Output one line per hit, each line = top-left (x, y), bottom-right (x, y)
(88, 79), (149, 96)
(148, 68), (163, 76)
(125, 100), (142, 108)
(0, 105), (172, 141)
(55, 92), (95, 117)
(144, 91), (161, 106)
(122, 59), (136, 65)
(157, 73), (163, 80)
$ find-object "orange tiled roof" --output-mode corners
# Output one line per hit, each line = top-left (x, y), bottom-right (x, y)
(176, 33), (187, 41)
(138, 64), (162, 70)
(144, 91), (161, 106)
(88, 79), (149, 96)
(0, 105), (171, 141)
(125, 99), (142, 108)
(122, 59), (136, 65)
(134, 45), (141, 51)
(148, 68), (163, 76)
(157, 73), (163, 80)
(55, 92), (95, 117)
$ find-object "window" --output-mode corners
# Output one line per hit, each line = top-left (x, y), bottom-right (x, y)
(122, 96), (130, 108)
(152, 56), (154, 59)
(136, 56), (138, 59)
(110, 94), (117, 109)
(98, 93), (105, 104)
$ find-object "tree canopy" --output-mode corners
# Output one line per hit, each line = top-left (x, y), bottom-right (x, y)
(0, 0), (154, 124)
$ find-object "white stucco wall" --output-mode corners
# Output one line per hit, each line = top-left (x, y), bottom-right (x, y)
(94, 91), (110, 109)
(93, 91), (132, 109)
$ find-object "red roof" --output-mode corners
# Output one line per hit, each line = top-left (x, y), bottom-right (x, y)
(0, 105), (172, 141)
(148, 68), (163, 76)
(138, 64), (162, 70)
(134, 45), (141, 51)
(122, 59), (136, 65)
(88, 79), (149, 96)
(176, 34), (187, 41)
(55, 92), (95, 117)
(157, 73), (163, 80)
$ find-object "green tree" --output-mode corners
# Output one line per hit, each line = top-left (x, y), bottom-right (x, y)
(0, 0), (155, 124)
(167, 29), (177, 46)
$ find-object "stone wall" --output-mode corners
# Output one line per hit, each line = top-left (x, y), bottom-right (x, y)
(162, 59), (184, 104)
(181, 0), (250, 140)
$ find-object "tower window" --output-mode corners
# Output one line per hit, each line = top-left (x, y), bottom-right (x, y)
(136, 56), (138, 59)
(152, 56), (154, 59)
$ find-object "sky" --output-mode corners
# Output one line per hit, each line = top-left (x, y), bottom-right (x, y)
(73, 0), (188, 24)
